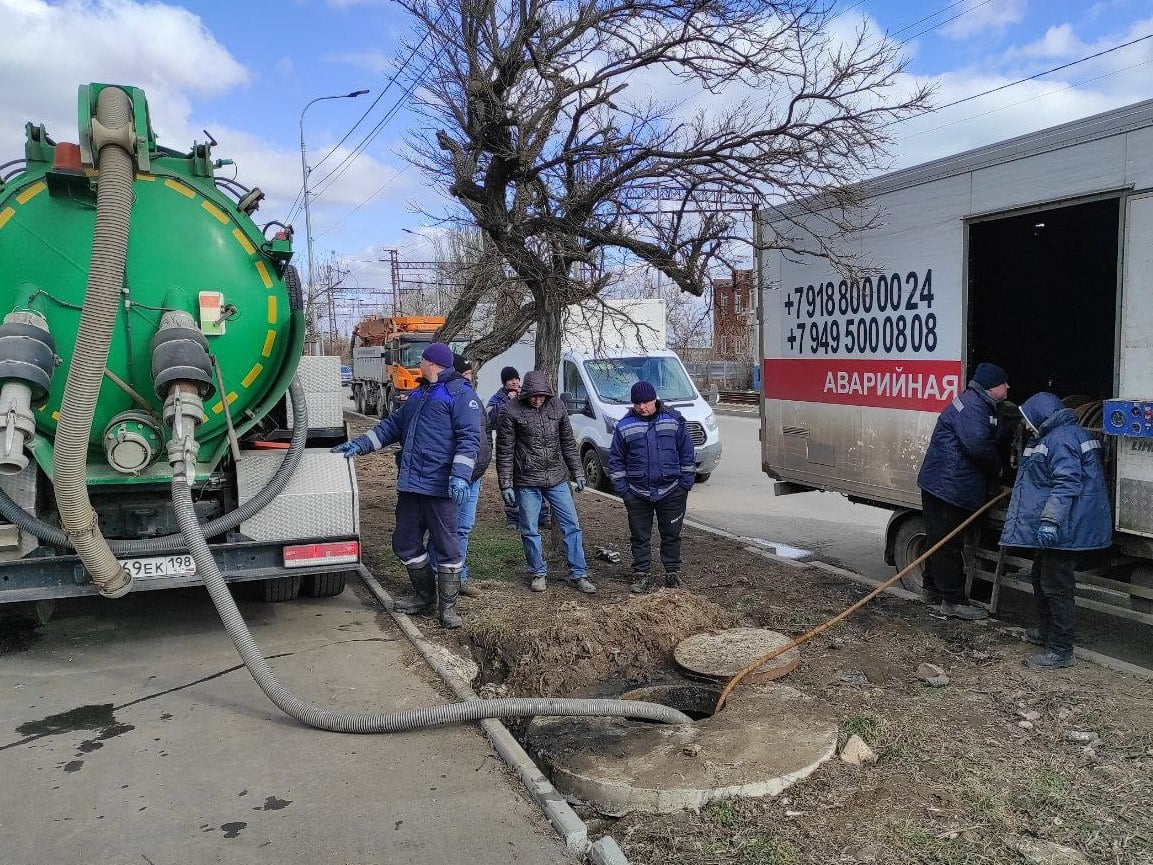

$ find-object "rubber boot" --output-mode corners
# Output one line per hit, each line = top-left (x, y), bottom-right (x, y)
(393, 563), (436, 614)
(629, 572), (653, 593)
(437, 568), (463, 629)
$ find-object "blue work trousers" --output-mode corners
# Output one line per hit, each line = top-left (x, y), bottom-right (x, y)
(428, 478), (481, 581)
(393, 491), (461, 570)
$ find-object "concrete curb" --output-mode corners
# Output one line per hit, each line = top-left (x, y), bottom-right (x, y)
(711, 404), (758, 418)
(356, 566), (630, 862)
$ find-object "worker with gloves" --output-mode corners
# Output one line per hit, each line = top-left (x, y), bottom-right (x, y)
(331, 341), (482, 629)
(427, 354), (490, 598)
(495, 370), (595, 594)
(608, 380), (695, 593)
(1000, 392), (1112, 670)
(917, 362), (1010, 620)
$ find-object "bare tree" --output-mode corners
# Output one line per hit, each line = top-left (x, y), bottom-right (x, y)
(399, 0), (931, 373)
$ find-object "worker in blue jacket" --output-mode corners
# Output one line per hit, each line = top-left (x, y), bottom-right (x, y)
(608, 380), (696, 593)
(917, 362), (1010, 620)
(1000, 392), (1111, 670)
(331, 341), (482, 629)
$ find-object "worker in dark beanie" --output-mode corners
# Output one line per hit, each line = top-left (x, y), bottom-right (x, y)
(609, 380), (696, 592)
(916, 361), (1010, 620)
(331, 341), (482, 628)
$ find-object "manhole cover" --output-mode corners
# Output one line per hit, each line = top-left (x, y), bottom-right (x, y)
(674, 627), (800, 684)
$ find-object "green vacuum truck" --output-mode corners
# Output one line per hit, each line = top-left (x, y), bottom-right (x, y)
(0, 83), (359, 622)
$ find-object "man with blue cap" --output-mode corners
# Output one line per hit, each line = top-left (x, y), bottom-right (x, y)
(331, 341), (482, 629)
(608, 380), (696, 592)
(916, 361), (1010, 620)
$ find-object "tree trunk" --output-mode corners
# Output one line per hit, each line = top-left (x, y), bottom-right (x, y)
(534, 300), (564, 387)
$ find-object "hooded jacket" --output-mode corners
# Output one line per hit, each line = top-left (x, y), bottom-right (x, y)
(917, 381), (1002, 511)
(495, 370), (581, 489)
(352, 370), (482, 497)
(607, 402), (695, 501)
(999, 392), (1112, 551)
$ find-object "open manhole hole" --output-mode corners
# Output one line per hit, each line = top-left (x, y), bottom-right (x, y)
(675, 627), (800, 684)
(620, 683), (722, 721)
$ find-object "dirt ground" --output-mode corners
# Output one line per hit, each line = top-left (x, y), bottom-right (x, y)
(351, 422), (1153, 865)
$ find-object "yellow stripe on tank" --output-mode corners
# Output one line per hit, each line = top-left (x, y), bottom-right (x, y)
(266, 296), (277, 323)
(16, 181), (46, 204)
(255, 261), (273, 289)
(202, 201), (229, 224)
(136, 174), (156, 182)
(232, 228), (256, 255)
(0, 207), (13, 231)
(164, 178), (195, 198)
(51, 411), (60, 421)
(242, 364), (264, 388)
(211, 391), (240, 415)
(262, 330), (276, 358)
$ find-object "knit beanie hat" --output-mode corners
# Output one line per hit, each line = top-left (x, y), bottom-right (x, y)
(630, 380), (657, 403)
(500, 366), (520, 385)
(972, 362), (1008, 389)
(452, 353), (473, 375)
(421, 342), (453, 368)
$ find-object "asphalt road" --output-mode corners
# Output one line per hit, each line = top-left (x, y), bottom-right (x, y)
(0, 584), (573, 865)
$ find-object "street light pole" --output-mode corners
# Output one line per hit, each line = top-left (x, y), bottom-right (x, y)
(299, 89), (369, 355)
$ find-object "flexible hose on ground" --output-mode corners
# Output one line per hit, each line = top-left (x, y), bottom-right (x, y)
(171, 476), (692, 731)
(0, 379), (309, 556)
(53, 86), (135, 598)
(713, 489), (1012, 712)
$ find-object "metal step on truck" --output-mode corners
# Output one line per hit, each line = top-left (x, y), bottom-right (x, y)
(757, 98), (1153, 626)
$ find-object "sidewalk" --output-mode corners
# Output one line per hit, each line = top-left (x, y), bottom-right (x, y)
(0, 584), (574, 865)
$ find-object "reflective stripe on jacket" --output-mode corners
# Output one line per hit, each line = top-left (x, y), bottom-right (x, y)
(999, 394), (1112, 551)
(352, 371), (482, 497)
(607, 404), (695, 501)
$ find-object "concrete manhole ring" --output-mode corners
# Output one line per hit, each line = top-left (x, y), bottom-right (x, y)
(526, 682), (838, 816)
(674, 627), (801, 684)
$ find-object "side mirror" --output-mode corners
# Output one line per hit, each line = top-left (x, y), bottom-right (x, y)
(561, 392), (593, 417)
(383, 350), (394, 365)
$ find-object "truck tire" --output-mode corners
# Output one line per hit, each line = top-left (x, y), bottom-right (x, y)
(695, 472), (711, 484)
(260, 575), (303, 602)
(354, 386), (365, 415)
(582, 447), (611, 492)
(380, 386), (392, 418)
(303, 571), (348, 598)
(893, 514), (928, 593)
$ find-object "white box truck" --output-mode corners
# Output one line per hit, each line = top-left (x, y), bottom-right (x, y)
(757, 99), (1153, 621)
(481, 299), (722, 489)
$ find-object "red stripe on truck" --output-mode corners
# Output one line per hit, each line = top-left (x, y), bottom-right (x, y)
(763, 358), (963, 411)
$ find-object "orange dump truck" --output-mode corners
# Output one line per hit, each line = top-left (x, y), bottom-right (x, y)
(349, 316), (464, 416)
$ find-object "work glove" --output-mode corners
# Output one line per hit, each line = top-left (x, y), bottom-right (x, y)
(573, 477), (586, 493)
(448, 476), (469, 508)
(1036, 521), (1059, 547)
(501, 488), (517, 508)
(330, 441), (363, 459)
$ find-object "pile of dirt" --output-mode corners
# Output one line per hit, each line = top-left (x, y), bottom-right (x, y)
(472, 590), (737, 697)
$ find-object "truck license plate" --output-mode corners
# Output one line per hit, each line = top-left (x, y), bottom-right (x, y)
(119, 554), (197, 580)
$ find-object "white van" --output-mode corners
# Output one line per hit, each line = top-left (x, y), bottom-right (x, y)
(558, 348), (722, 490)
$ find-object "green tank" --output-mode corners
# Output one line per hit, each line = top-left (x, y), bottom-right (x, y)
(0, 83), (305, 484)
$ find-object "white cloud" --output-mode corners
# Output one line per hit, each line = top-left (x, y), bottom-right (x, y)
(0, 0), (248, 146)
(1010, 23), (1085, 60)
(941, 0), (1027, 40)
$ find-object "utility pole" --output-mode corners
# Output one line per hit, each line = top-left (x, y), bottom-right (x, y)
(298, 88), (368, 355)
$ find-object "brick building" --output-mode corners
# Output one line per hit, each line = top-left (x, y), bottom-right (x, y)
(711, 269), (755, 359)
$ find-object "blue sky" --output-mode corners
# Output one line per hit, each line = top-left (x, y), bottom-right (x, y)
(2, 0), (1152, 311)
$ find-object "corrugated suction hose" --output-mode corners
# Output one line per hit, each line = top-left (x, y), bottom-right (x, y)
(53, 86), (135, 598)
(171, 477), (692, 731)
